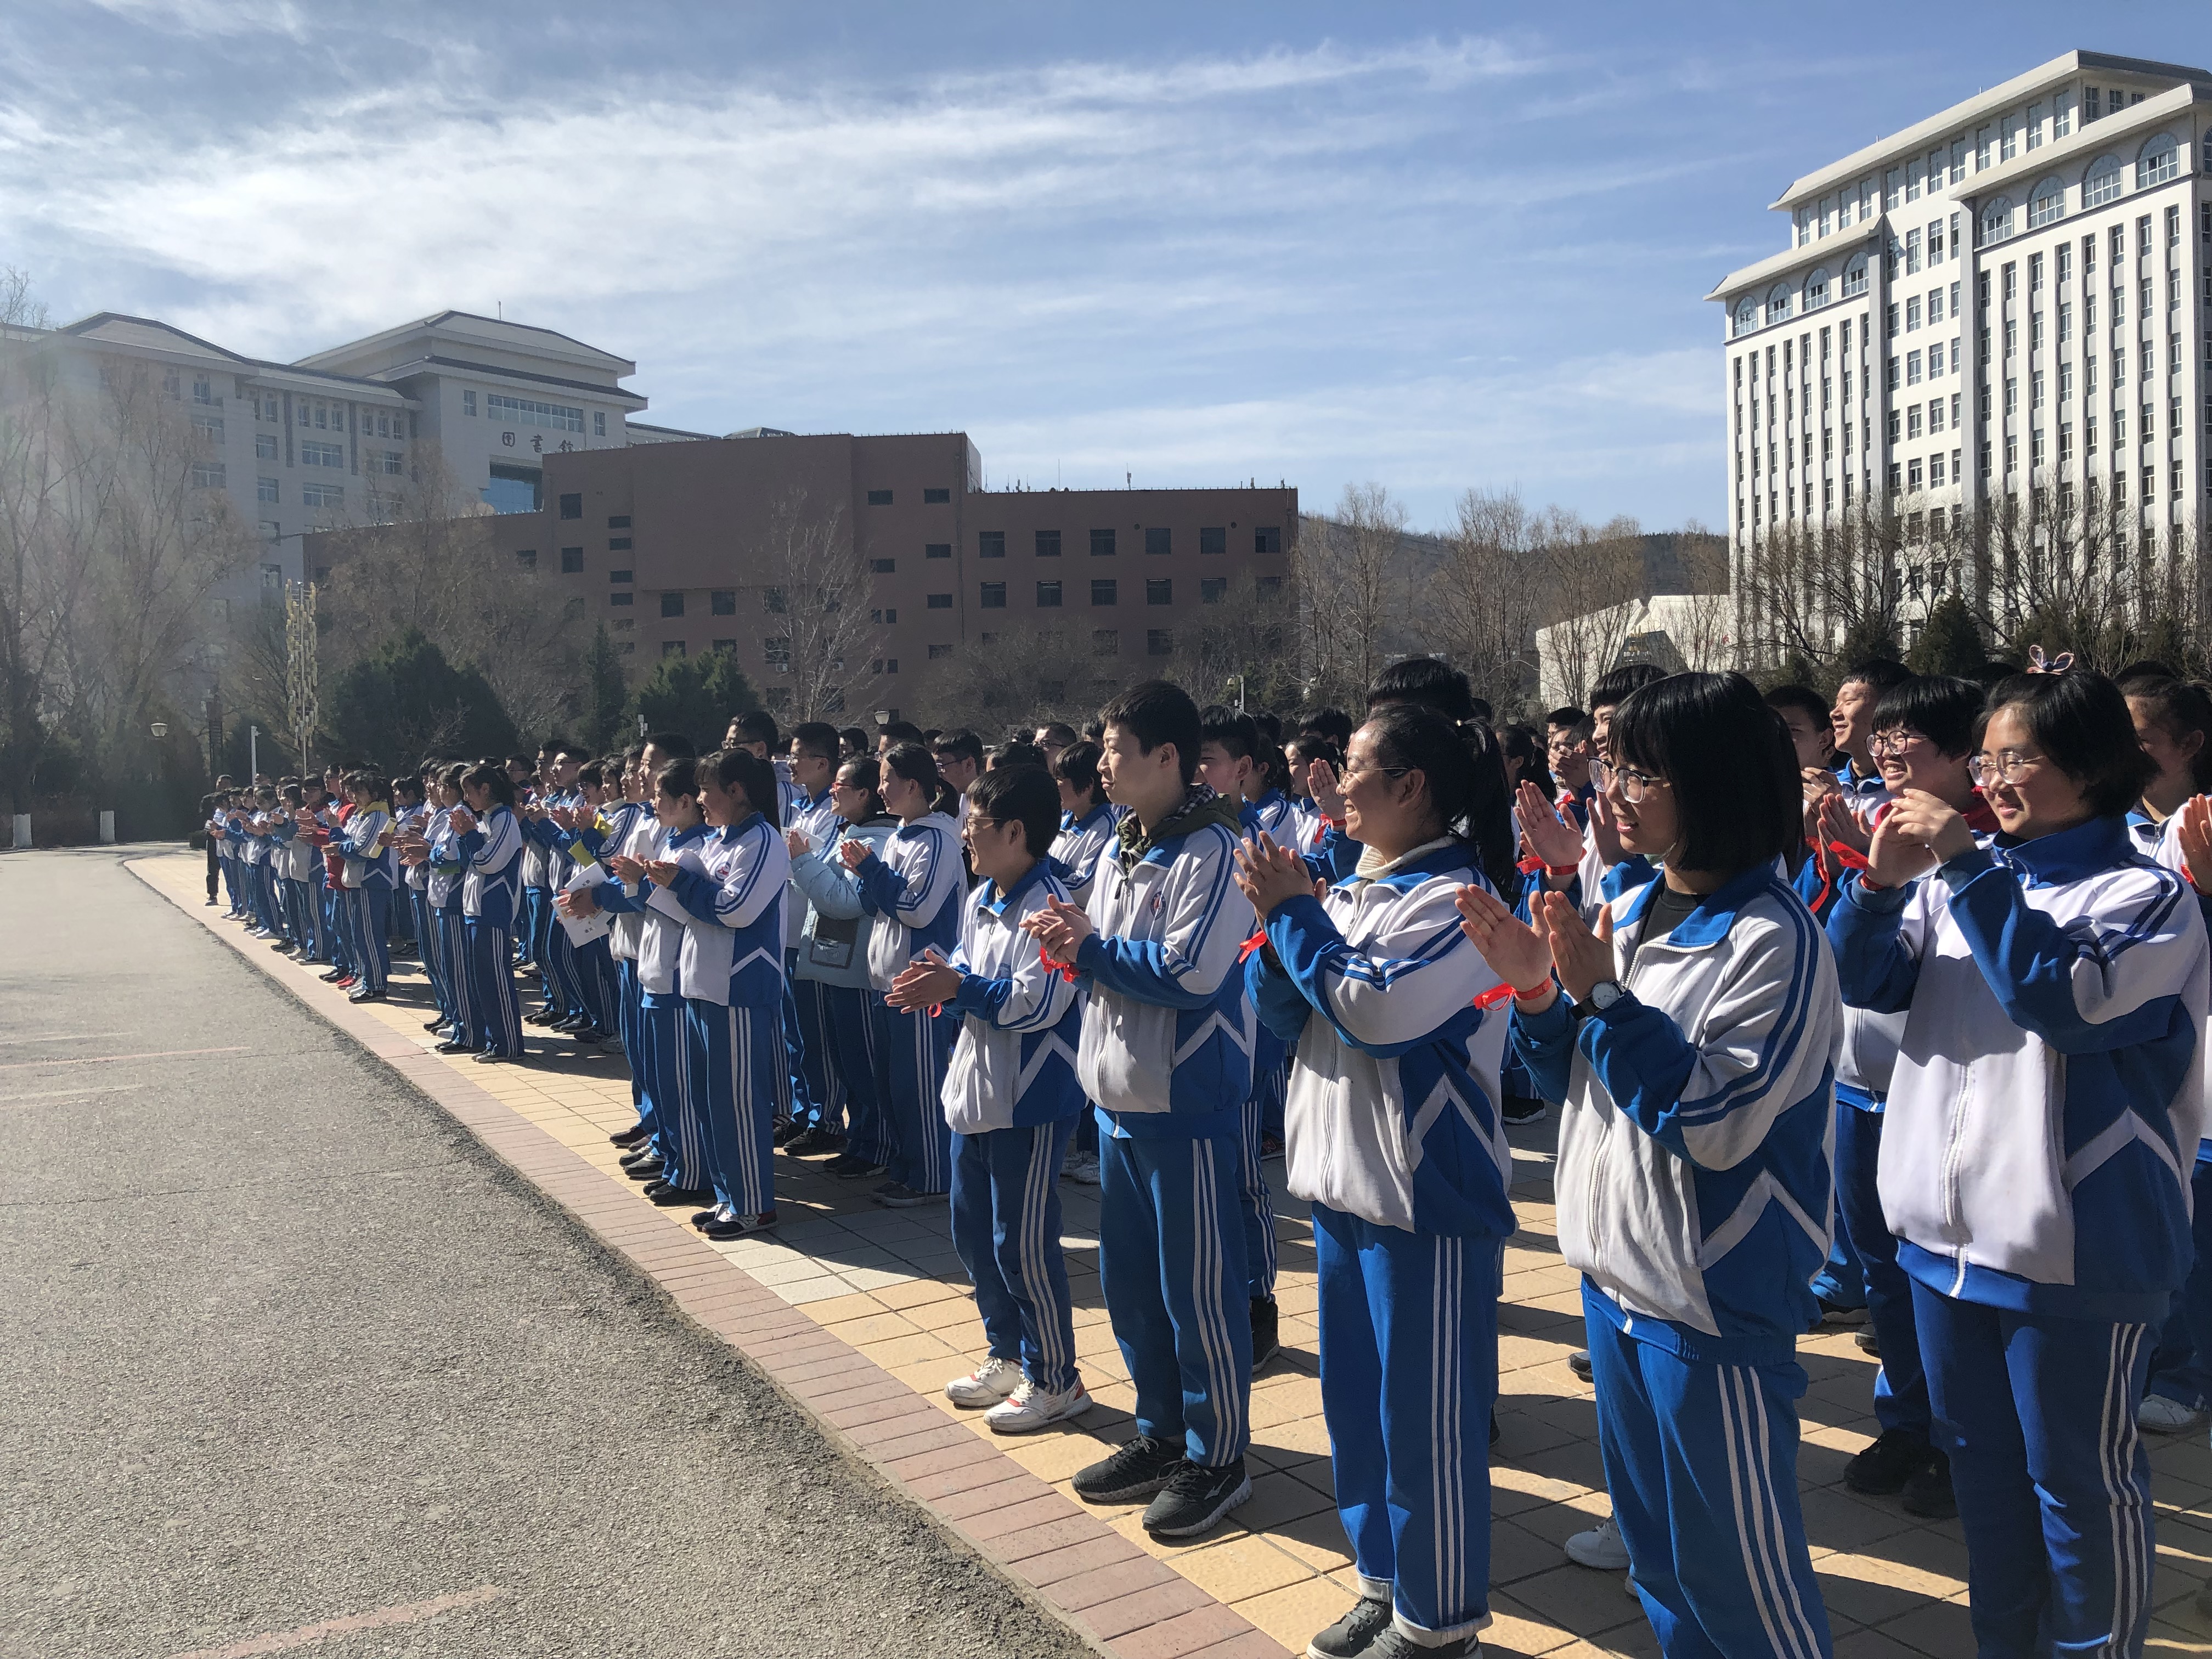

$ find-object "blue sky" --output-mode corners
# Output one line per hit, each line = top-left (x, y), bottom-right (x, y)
(3, 2), (2208, 532)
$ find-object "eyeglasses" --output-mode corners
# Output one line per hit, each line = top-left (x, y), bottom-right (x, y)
(1968, 748), (2045, 787)
(1867, 729), (1928, 759)
(1338, 760), (1410, 786)
(1590, 756), (1669, 804)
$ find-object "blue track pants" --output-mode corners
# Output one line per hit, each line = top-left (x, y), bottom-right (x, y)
(1314, 1204), (1499, 1646)
(461, 919), (522, 1056)
(2148, 1155), (2212, 1414)
(640, 991), (706, 1193)
(952, 1118), (1081, 1393)
(875, 998), (954, 1194)
(681, 998), (786, 1216)
(1915, 1283), (2155, 1658)
(1833, 1103), (1928, 1440)
(1097, 1125), (1251, 1467)
(1586, 1286), (1832, 1659)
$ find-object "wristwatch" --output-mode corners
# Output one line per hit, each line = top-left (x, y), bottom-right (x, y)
(1571, 980), (1626, 1021)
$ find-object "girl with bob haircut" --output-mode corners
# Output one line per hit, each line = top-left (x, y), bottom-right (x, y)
(843, 741), (965, 1206)
(449, 761), (526, 1062)
(1454, 670), (1839, 1659)
(1832, 667), (2208, 1657)
(1237, 702), (1519, 1659)
(650, 748), (792, 1239)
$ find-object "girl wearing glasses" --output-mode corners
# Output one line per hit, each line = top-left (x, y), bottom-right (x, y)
(1830, 667), (2208, 1658)
(1454, 670), (1839, 1659)
(1235, 703), (1519, 1659)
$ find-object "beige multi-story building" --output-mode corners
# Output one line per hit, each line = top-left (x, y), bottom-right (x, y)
(1708, 50), (2212, 652)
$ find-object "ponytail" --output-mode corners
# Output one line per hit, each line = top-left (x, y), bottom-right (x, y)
(708, 747), (780, 822)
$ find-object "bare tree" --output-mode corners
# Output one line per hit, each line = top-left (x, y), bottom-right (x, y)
(1292, 483), (1408, 708)
(913, 624), (1101, 730)
(1532, 512), (1646, 708)
(1430, 487), (1543, 719)
(750, 487), (877, 722)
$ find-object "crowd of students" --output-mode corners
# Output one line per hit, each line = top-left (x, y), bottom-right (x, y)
(198, 648), (2212, 1658)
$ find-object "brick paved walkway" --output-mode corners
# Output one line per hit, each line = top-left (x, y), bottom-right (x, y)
(136, 851), (2212, 1657)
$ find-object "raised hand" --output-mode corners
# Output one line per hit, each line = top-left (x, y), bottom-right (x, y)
(1881, 788), (1975, 866)
(1817, 791), (1872, 857)
(887, 949), (961, 1013)
(1538, 890), (1617, 1002)
(1516, 780), (1584, 870)
(785, 828), (812, 859)
(1307, 758), (1346, 822)
(1453, 883), (1554, 994)
(1862, 799), (1943, 889)
(1020, 892), (1093, 966)
(1231, 832), (1314, 917)
(2177, 795), (2212, 892)
(837, 838), (870, 871)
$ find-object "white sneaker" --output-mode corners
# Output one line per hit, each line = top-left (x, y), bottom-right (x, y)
(1566, 1517), (1631, 1571)
(1064, 1151), (1101, 1186)
(944, 1356), (1024, 1407)
(985, 1378), (1091, 1434)
(2138, 1393), (2208, 1433)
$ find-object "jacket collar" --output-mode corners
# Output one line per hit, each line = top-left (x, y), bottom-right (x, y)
(1990, 814), (2135, 885)
(1621, 860), (1778, 949)
(976, 857), (1052, 917)
(1343, 837), (1468, 893)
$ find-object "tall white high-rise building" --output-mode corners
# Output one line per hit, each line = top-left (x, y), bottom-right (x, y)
(1708, 50), (2212, 656)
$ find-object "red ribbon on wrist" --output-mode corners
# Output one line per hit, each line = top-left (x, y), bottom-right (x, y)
(1472, 978), (1554, 1009)
(1037, 943), (1079, 984)
(1238, 929), (1268, 962)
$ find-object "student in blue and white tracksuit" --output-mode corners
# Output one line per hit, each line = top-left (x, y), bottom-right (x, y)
(1832, 668), (2208, 1659)
(1025, 682), (1256, 1542)
(1048, 738), (1117, 1184)
(652, 748), (790, 1238)
(780, 723), (847, 1144)
(586, 754), (654, 1126)
(617, 757), (714, 1203)
(423, 766), (473, 1048)
(1469, 672), (1839, 1659)
(848, 742), (963, 1207)
(788, 757), (898, 1178)
(1245, 704), (1519, 1659)
(454, 764), (525, 1062)
(338, 774), (397, 1001)
(1814, 674), (1994, 1518)
(889, 765), (1091, 1434)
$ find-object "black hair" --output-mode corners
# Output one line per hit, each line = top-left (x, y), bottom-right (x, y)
(1967, 659), (2023, 691)
(2116, 660), (2182, 689)
(506, 752), (536, 772)
(836, 755), (887, 819)
(1762, 682), (1832, 736)
(646, 730), (697, 760)
(1358, 704), (1517, 895)
(838, 726), (869, 757)
(438, 762), (467, 792)
(1609, 672), (1797, 877)
(1080, 718), (1104, 741)
(1251, 711), (1283, 745)
(1545, 706), (1592, 737)
(461, 763), (517, 809)
(653, 756), (702, 804)
(880, 720), (925, 747)
(2125, 676), (2212, 793)
(1366, 657), (1475, 723)
(1035, 721), (1079, 748)
(968, 764), (1060, 859)
(882, 742), (946, 812)
(1871, 675), (1984, 757)
(732, 709), (780, 749)
(622, 744), (645, 768)
(790, 720), (840, 760)
(1838, 658), (1911, 696)
(1053, 738), (1104, 805)
(1498, 723), (1556, 799)
(708, 747), (780, 820)
(1301, 707), (1355, 749)
(1588, 663), (1668, 712)
(1983, 670), (2158, 817)
(280, 782), (304, 806)
(1198, 704), (1258, 763)
(1099, 680), (1201, 786)
(391, 775), (422, 800)
(577, 761), (606, 791)
(992, 741), (1046, 771)
(932, 727), (984, 767)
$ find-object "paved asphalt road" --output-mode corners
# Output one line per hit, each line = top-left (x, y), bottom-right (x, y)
(0, 849), (1094, 1659)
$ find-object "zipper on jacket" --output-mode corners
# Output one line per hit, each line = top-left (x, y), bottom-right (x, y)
(1939, 1062), (1973, 1290)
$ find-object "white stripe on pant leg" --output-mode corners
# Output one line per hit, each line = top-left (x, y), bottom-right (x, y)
(2097, 1322), (2151, 1656)
(1187, 1140), (1240, 1463)
(727, 1007), (752, 1214)
(1020, 1126), (1066, 1386)
(1729, 1367), (1820, 1659)
(1715, 1369), (1806, 1659)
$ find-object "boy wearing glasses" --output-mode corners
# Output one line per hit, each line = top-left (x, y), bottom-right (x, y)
(889, 765), (1091, 1434)
(1024, 681), (1257, 1539)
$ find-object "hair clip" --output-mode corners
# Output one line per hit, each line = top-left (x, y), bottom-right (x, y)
(2026, 645), (2075, 674)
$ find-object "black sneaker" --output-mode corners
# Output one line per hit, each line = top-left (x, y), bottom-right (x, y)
(833, 1158), (890, 1182)
(771, 1118), (803, 1146)
(1501, 1094), (1548, 1125)
(1855, 1328), (1882, 1357)
(610, 1122), (651, 1147)
(1845, 1428), (1928, 1497)
(1568, 1349), (1592, 1383)
(1368, 1632), (1475, 1658)
(784, 1126), (843, 1156)
(1073, 1435), (1185, 1504)
(1251, 1296), (1279, 1370)
(1308, 1591), (1393, 1659)
(1901, 1448), (1956, 1519)
(1142, 1457), (1251, 1538)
